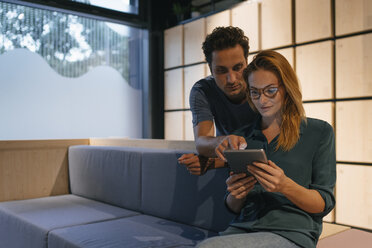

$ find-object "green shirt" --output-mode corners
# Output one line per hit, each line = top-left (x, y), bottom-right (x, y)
(228, 117), (336, 248)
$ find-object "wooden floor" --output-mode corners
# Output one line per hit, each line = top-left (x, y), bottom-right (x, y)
(318, 222), (372, 248)
(318, 229), (372, 248)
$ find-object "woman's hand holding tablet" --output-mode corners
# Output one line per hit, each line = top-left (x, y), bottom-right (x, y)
(224, 149), (268, 176)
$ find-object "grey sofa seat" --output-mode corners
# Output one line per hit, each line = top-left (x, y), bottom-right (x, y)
(49, 214), (217, 248)
(0, 194), (139, 248)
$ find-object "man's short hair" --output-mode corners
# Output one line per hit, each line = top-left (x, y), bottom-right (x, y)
(202, 26), (250, 66)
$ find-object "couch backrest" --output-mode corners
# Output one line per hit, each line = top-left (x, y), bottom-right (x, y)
(68, 145), (235, 232)
(140, 149), (235, 232)
(68, 146), (142, 211)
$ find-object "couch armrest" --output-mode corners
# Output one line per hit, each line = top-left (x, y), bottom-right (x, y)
(0, 139), (89, 202)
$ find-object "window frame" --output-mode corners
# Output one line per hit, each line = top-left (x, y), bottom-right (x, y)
(2, 0), (147, 28)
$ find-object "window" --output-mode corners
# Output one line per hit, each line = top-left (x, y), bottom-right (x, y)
(0, 1), (146, 140)
(0, 2), (139, 80)
(71, 0), (139, 15)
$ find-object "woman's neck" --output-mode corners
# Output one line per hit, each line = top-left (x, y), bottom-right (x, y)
(261, 116), (281, 144)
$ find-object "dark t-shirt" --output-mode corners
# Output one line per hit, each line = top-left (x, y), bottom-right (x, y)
(189, 76), (258, 136)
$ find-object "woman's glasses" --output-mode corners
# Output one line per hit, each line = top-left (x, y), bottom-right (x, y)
(249, 85), (280, 100)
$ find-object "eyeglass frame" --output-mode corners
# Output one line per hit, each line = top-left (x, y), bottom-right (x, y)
(248, 84), (282, 100)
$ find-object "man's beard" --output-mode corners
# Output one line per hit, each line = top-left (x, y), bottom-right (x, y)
(228, 90), (247, 104)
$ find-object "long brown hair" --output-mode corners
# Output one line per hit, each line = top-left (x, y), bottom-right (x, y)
(243, 50), (306, 151)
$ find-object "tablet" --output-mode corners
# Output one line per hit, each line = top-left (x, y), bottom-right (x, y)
(224, 149), (268, 176)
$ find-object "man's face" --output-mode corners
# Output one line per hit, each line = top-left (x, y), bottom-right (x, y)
(210, 45), (248, 104)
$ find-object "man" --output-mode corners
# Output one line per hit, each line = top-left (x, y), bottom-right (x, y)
(178, 26), (258, 175)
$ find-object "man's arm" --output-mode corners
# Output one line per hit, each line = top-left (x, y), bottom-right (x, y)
(178, 120), (246, 175)
(190, 84), (227, 157)
(194, 120), (247, 160)
(194, 120), (226, 157)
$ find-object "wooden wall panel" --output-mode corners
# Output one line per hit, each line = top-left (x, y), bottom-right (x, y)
(296, 41), (333, 100)
(336, 100), (372, 162)
(261, 0), (292, 49)
(248, 53), (255, 64)
(320, 222), (350, 239)
(336, 34), (372, 98)
(303, 102), (334, 127)
(336, 0), (372, 35)
(206, 9), (231, 35)
(205, 65), (211, 77)
(0, 139), (89, 202)
(323, 210), (335, 223)
(231, 1), (260, 52)
(275, 47), (294, 69)
(296, 0), (332, 43)
(249, 49), (294, 68)
(184, 110), (194, 141)
(184, 18), (206, 65)
(336, 164), (372, 229)
(184, 64), (206, 109)
(165, 112), (184, 140)
(164, 25), (183, 69)
(164, 68), (184, 110)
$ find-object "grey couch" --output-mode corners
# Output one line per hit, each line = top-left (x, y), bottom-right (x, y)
(0, 145), (234, 248)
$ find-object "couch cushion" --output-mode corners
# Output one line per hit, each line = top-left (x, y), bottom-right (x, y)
(69, 145), (143, 210)
(0, 194), (139, 248)
(49, 214), (217, 248)
(141, 150), (235, 232)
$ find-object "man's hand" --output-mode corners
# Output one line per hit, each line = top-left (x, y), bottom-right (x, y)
(215, 135), (247, 161)
(178, 153), (210, 175)
(178, 153), (227, 175)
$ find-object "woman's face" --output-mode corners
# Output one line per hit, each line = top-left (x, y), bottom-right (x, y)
(248, 69), (285, 121)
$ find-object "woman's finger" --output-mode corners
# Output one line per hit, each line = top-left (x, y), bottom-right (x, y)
(226, 173), (247, 185)
(234, 183), (255, 199)
(227, 176), (255, 192)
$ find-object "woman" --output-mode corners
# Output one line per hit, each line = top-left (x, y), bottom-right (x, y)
(197, 50), (336, 248)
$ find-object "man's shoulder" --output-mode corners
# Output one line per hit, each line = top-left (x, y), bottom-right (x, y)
(191, 76), (224, 101)
(192, 75), (216, 90)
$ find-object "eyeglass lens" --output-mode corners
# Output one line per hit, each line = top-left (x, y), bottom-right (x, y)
(249, 86), (279, 99)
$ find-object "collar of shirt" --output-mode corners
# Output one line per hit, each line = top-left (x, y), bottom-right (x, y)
(244, 116), (306, 152)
